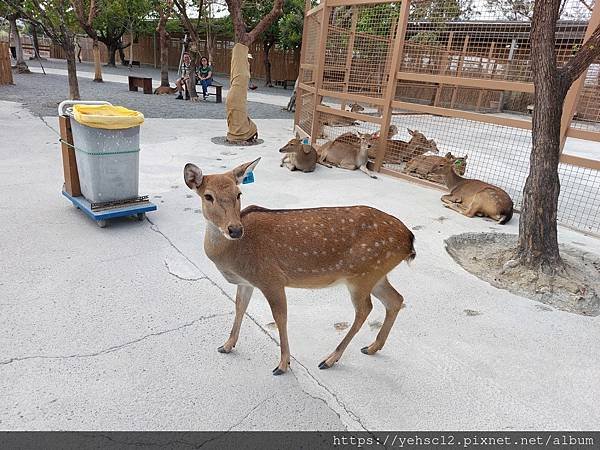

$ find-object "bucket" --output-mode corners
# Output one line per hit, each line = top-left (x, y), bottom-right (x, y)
(59, 101), (144, 203)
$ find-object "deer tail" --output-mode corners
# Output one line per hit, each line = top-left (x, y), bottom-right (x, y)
(498, 208), (513, 225)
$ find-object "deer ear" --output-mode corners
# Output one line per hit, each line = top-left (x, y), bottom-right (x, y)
(407, 128), (415, 135)
(184, 163), (203, 190)
(232, 157), (261, 184)
(444, 152), (452, 159)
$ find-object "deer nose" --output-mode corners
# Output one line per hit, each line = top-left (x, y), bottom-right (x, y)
(228, 225), (244, 239)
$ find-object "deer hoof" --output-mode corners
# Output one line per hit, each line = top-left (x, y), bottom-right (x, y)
(360, 346), (370, 354)
(217, 345), (232, 354)
(272, 367), (286, 376)
(318, 360), (332, 370)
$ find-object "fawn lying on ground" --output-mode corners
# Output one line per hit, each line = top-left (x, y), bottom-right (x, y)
(318, 132), (378, 178)
(404, 152), (467, 183)
(369, 128), (439, 163)
(184, 159), (416, 375)
(430, 157), (513, 224)
(279, 138), (318, 172)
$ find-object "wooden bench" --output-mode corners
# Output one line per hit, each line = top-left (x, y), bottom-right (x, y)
(196, 79), (223, 103)
(128, 75), (152, 94)
(274, 79), (296, 89)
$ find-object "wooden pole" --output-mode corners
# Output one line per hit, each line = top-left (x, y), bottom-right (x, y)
(450, 34), (469, 109)
(309, 1), (332, 145)
(434, 31), (453, 106)
(373, 0), (411, 171)
(59, 116), (81, 197)
(340, 7), (358, 111)
(476, 41), (495, 111)
(294, 0), (313, 131)
(559, 2), (600, 152)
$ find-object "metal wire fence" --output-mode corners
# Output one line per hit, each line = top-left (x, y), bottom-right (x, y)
(295, 0), (600, 234)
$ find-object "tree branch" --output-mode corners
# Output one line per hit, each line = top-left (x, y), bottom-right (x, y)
(559, 23), (600, 88)
(246, 0), (284, 45)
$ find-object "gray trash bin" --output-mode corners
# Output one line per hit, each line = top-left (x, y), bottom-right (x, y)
(59, 101), (143, 203)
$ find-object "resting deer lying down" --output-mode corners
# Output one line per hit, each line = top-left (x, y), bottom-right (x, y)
(430, 157), (513, 224)
(154, 85), (177, 95)
(279, 138), (318, 172)
(369, 128), (439, 162)
(404, 152), (467, 182)
(318, 132), (377, 178)
(184, 159), (415, 375)
(323, 103), (365, 126)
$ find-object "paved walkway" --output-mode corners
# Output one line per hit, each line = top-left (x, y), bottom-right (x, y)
(1, 100), (600, 430)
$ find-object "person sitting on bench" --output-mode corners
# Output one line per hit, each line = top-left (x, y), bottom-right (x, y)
(198, 57), (213, 100)
(175, 53), (192, 100)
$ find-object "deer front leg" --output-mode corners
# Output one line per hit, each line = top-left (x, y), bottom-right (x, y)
(261, 285), (290, 375)
(338, 160), (358, 171)
(441, 193), (461, 204)
(280, 155), (289, 167)
(359, 164), (377, 179)
(218, 285), (254, 354)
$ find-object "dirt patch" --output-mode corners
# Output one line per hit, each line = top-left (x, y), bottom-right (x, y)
(211, 136), (264, 146)
(334, 322), (349, 331)
(445, 233), (600, 316)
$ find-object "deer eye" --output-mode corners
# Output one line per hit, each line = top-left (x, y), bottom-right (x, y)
(204, 194), (214, 202)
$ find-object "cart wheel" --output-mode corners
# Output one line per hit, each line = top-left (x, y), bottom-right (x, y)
(97, 220), (107, 228)
(137, 213), (146, 221)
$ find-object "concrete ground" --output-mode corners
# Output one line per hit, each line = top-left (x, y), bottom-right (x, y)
(1, 91), (600, 430)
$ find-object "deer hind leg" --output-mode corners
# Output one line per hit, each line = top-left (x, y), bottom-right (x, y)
(338, 160), (358, 171)
(261, 285), (291, 376)
(218, 285), (254, 354)
(319, 286), (373, 370)
(441, 193), (461, 205)
(362, 276), (404, 355)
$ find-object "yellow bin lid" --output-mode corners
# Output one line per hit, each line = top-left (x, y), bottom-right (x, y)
(72, 104), (144, 129)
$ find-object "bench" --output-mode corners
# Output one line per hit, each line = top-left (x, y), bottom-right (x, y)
(274, 79), (296, 89)
(196, 79), (223, 103)
(128, 75), (152, 94)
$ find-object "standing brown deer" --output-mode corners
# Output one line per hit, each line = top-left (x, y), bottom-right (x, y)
(184, 159), (415, 375)
(430, 157), (513, 224)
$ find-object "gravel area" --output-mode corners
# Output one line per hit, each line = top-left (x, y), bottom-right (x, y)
(0, 59), (294, 120)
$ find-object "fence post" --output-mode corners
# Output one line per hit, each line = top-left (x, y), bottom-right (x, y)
(559, 2), (600, 151)
(309, 0), (332, 146)
(373, 0), (411, 171)
(294, 0), (313, 131)
(340, 7), (358, 112)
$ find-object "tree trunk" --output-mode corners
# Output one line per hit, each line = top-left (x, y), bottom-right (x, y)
(118, 41), (127, 65)
(65, 43), (81, 100)
(92, 38), (103, 82)
(106, 42), (117, 66)
(159, 24), (170, 86)
(128, 28), (134, 66)
(264, 40), (273, 87)
(31, 23), (44, 60)
(186, 51), (199, 99)
(9, 17), (30, 73)
(516, 0), (565, 273)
